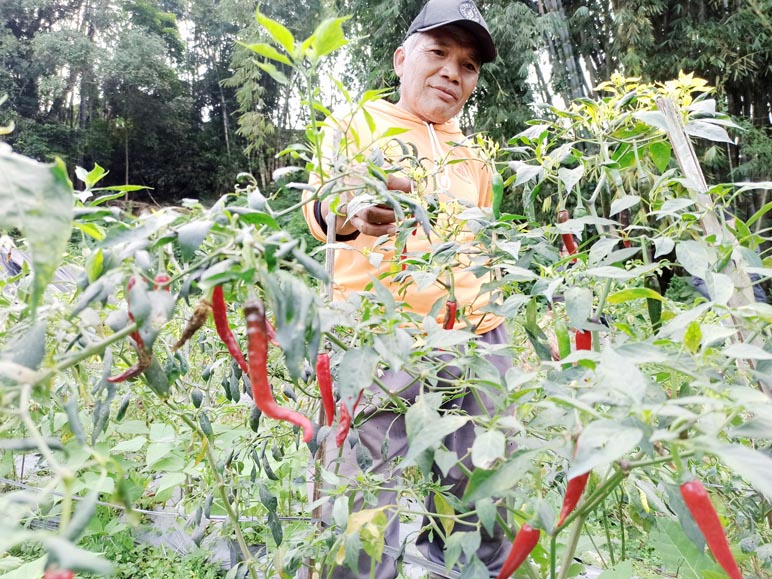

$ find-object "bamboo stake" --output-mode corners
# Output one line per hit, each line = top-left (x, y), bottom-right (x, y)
(656, 97), (770, 395)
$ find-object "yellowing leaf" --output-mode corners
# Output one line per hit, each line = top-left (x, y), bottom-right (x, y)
(684, 321), (702, 354)
(433, 492), (455, 536)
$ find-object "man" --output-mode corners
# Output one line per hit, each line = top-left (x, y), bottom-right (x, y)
(303, 1), (512, 577)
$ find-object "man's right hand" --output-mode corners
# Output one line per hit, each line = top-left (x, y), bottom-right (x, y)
(325, 173), (412, 237)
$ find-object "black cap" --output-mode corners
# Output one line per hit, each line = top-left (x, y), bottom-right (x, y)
(406, 0), (496, 63)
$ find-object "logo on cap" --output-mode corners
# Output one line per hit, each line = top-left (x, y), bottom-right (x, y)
(458, 1), (482, 23)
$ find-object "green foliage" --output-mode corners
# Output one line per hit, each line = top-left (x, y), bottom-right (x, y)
(1, 11), (772, 579)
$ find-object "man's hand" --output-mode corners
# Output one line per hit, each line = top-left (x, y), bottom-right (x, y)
(325, 173), (412, 237)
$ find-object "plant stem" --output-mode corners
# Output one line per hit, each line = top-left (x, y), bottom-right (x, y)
(584, 520), (607, 567)
(48, 322), (139, 378)
(174, 404), (259, 579)
(623, 451), (693, 470)
(617, 489), (626, 561)
(19, 383), (69, 477)
(557, 469), (624, 532)
(557, 511), (588, 579)
(550, 534), (557, 579)
(602, 499), (615, 566)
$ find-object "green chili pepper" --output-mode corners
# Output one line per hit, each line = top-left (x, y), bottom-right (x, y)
(199, 411), (213, 438)
(492, 171), (504, 220)
(142, 357), (171, 399)
(190, 389), (203, 409)
(249, 405), (261, 433)
(115, 394), (131, 422)
(554, 318), (572, 369)
(644, 275), (662, 331)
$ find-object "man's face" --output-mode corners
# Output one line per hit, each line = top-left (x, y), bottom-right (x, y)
(393, 28), (480, 124)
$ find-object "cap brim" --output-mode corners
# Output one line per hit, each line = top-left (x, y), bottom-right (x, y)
(413, 20), (497, 63)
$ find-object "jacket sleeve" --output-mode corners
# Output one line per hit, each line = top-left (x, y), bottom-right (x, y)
(302, 110), (362, 242)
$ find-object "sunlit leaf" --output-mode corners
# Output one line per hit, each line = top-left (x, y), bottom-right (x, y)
(255, 10), (295, 54)
(240, 41), (292, 66)
(310, 17), (350, 60)
(0, 147), (73, 314)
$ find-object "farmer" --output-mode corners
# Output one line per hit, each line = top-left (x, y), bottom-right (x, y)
(303, 1), (512, 577)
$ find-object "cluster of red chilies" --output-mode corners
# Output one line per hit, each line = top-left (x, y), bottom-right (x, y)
(178, 285), (361, 446)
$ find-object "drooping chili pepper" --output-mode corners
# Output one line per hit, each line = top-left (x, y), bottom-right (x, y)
(191, 388), (204, 408)
(244, 299), (315, 443)
(107, 333), (153, 383)
(336, 389), (364, 448)
(491, 171), (504, 220)
(44, 570), (75, 579)
(644, 275), (662, 331)
(142, 356), (171, 399)
(575, 329), (592, 351)
(557, 472), (590, 527)
(557, 209), (578, 261)
(172, 297), (212, 352)
(212, 285), (249, 375)
(443, 299), (457, 330)
(495, 523), (541, 579)
(106, 358), (149, 383)
(316, 353), (335, 427)
(680, 480), (742, 579)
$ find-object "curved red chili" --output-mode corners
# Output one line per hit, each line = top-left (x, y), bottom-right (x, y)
(107, 362), (146, 383)
(496, 523), (540, 579)
(316, 353), (335, 427)
(212, 285), (249, 375)
(557, 472), (590, 527)
(443, 299), (457, 330)
(336, 389), (363, 448)
(575, 329), (592, 351)
(244, 299), (315, 443)
(557, 209), (578, 261)
(680, 480), (742, 579)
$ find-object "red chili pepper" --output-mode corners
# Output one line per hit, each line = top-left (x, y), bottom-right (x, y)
(316, 352), (335, 427)
(496, 523), (540, 579)
(336, 389), (363, 448)
(172, 297), (212, 352)
(212, 285), (249, 375)
(44, 569), (75, 579)
(557, 472), (590, 527)
(575, 329), (592, 351)
(557, 209), (578, 261)
(443, 299), (457, 330)
(244, 299), (315, 443)
(680, 480), (742, 579)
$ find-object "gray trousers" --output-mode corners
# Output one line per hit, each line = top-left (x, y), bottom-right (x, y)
(321, 324), (513, 579)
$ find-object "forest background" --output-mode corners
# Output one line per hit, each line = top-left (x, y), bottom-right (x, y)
(2, 0), (770, 227)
